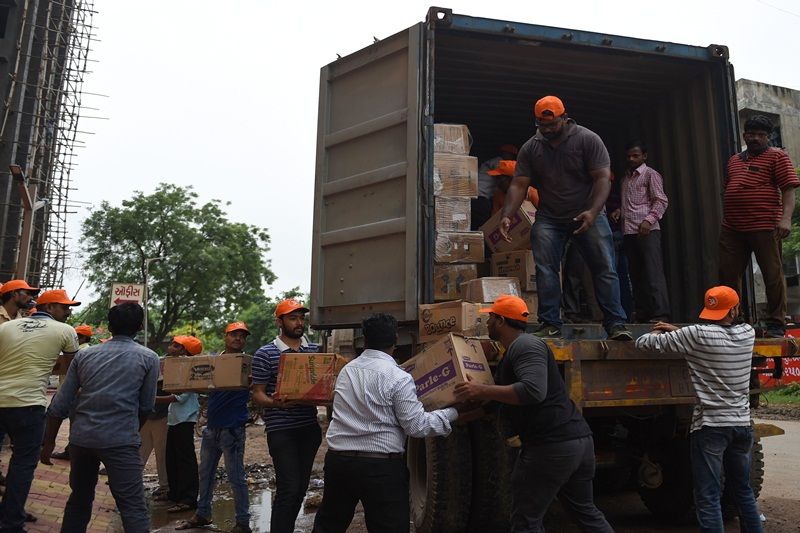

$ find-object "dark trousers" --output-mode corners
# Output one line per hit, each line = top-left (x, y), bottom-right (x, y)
(266, 424), (321, 533)
(511, 436), (612, 533)
(623, 230), (670, 321)
(313, 452), (410, 533)
(62, 444), (149, 533)
(719, 227), (787, 324)
(166, 422), (198, 506)
(0, 406), (45, 533)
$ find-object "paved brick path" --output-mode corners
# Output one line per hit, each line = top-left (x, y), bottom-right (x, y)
(0, 393), (121, 532)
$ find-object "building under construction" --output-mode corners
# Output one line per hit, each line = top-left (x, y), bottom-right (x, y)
(0, 0), (94, 288)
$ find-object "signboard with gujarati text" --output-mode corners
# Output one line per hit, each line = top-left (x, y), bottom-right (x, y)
(109, 282), (144, 308)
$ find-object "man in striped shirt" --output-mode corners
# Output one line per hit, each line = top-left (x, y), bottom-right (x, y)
(313, 313), (460, 533)
(252, 299), (321, 533)
(635, 286), (761, 532)
(719, 114), (799, 337)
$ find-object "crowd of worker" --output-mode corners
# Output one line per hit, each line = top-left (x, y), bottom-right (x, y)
(0, 94), (795, 533)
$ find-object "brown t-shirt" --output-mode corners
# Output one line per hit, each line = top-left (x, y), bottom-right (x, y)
(515, 119), (610, 222)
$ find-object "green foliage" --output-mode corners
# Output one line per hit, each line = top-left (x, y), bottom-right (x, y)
(80, 183), (276, 349)
(781, 168), (800, 257)
(238, 287), (305, 354)
(763, 382), (800, 404)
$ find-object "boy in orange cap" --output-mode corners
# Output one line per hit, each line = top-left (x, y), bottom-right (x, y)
(636, 287), (761, 531)
(159, 336), (201, 513)
(488, 160), (539, 214)
(251, 300), (321, 533)
(474, 144), (520, 229)
(454, 295), (612, 532)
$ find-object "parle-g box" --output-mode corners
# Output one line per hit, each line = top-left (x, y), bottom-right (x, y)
(401, 333), (495, 411)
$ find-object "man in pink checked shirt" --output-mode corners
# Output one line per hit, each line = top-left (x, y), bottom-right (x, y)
(610, 140), (670, 322)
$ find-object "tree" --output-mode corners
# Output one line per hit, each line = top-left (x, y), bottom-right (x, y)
(782, 168), (800, 257)
(81, 183), (276, 349)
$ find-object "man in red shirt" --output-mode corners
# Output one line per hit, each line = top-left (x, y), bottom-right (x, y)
(719, 114), (799, 337)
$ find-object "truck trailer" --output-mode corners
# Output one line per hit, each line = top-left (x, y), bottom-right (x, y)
(311, 7), (791, 531)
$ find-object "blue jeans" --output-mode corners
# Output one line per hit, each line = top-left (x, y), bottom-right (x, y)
(0, 406), (45, 533)
(197, 426), (249, 524)
(531, 214), (626, 331)
(690, 426), (762, 533)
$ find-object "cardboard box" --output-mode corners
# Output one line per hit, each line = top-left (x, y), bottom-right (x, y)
(433, 123), (471, 155)
(521, 291), (538, 322)
(461, 277), (522, 304)
(491, 250), (537, 291)
(51, 353), (74, 375)
(433, 153), (478, 197)
(418, 300), (488, 342)
(274, 353), (349, 404)
(480, 200), (537, 253)
(435, 232), (484, 263)
(401, 333), (495, 410)
(162, 353), (252, 392)
(433, 264), (478, 301)
(435, 197), (471, 232)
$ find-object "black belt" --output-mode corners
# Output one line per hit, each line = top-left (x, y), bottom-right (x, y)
(329, 449), (405, 460)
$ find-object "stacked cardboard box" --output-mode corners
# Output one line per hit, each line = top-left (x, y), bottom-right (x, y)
(418, 300), (488, 343)
(491, 250), (539, 322)
(432, 124), (483, 301)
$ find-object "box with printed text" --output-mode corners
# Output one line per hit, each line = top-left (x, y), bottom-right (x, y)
(162, 353), (252, 392)
(274, 353), (350, 404)
(480, 200), (537, 253)
(418, 300), (488, 342)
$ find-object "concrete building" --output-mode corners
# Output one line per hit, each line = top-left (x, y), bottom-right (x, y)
(736, 78), (800, 162)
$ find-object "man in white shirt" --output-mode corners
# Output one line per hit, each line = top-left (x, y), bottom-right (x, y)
(312, 313), (460, 533)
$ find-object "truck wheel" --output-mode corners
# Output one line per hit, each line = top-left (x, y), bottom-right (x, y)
(408, 425), (472, 533)
(637, 437), (695, 524)
(722, 436), (764, 518)
(466, 418), (512, 532)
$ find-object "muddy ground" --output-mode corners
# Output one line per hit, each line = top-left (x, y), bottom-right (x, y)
(149, 405), (800, 532)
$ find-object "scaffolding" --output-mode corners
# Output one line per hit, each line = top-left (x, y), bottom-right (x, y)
(0, 0), (96, 287)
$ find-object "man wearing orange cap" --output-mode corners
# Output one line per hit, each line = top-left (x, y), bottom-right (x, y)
(487, 159), (539, 214)
(635, 287), (761, 531)
(500, 95), (631, 341)
(0, 279), (39, 323)
(454, 295), (612, 532)
(159, 336), (202, 514)
(0, 290), (80, 531)
(179, 322), (253, 533)
(251, 299), (321, 533)
(474, 144), (520, 229)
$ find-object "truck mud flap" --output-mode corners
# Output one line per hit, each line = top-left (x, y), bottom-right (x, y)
(408, 425), (472, 533)
(466, 417), (512, 532)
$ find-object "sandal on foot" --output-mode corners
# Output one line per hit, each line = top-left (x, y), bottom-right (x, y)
(175, 514), (212, 530)
(167, 503), (195, 513)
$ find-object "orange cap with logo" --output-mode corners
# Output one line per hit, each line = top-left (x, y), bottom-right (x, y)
(534, 95), (566, 123)
(225, 321), (250, 335)
(0, 279), (40, 295)
(173, 335), (203, 356)
(37, 289), (80, 306)
(479, 294), (530, 322)
(275, 299), (309, 318)
(699, 286), (739, 321)
(74, 324), (93, 337)
(487, 160), (516, 178)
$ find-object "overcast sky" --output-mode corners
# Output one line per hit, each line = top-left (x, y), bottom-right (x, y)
(64, 0), (800, 306)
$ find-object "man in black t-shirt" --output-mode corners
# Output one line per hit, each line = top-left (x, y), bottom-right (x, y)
(455, 295), (612, 532)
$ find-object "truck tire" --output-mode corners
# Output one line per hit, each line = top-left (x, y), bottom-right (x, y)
(408, 425), (472, 533)
(637, 437), (695, 524)
(466, 418), (512, 532)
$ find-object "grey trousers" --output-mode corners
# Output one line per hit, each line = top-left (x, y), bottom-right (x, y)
(61, 444), (149, 533)
(511, 436), (613, 533)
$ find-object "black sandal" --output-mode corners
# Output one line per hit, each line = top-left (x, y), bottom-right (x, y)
(175, 514), (212, 530)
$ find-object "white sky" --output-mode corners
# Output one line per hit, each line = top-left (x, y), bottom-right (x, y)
(64, 0), (800, 306)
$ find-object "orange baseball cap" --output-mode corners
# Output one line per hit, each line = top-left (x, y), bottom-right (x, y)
(0, 279), (39, 295)
(225, 321), (250, 334)
(275, 299), (309, 318)
(699, 286), (739, 321)
(498, 144), (518, 156)
(74, 324), (93, 337)
(173, 335), (203, 355)
(479, 294), (529, 322)
(487, 160), (517, 178)
(534, 95), (566, 122)
(36, 289), (80, 306)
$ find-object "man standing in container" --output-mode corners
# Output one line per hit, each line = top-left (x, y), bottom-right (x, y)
(0, 289), (80, 532)
(453, 295), (612, 533)
(251, 300), (321, 533)
(718, 114), (799, 337)
(635, 286), (761, 532)
(41, 303), (159, 533)
(313, 313), (463, 533)
(499, 95), (631, 341)
(177, 322), (253, 533)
